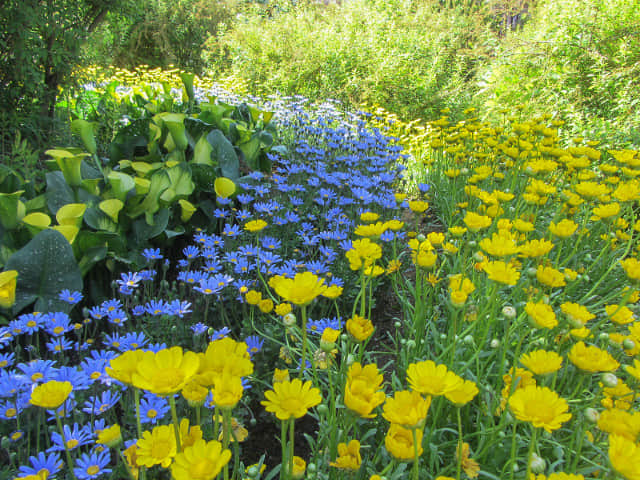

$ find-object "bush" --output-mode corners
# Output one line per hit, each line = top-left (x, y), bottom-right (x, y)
(477, 0), (640, 146)
(206, 0), (497, 120)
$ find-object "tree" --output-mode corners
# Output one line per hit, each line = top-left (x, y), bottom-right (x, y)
(0, 0), (123, 138)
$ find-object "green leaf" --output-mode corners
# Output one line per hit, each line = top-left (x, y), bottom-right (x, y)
(160, 113), (188, 152)
(132, 208), (169, 243)
(193, 135), (214, 165)
(0, 191), (26, 229)
(206, 130), (239, 180)
(127, 170), (171, 219)
(165, 164), (195, 199)
(107, 171), (136, 202)
(190, 164), (217, 192)
(239, 137), (261, 170)
(45, 172), (75, 214)
(6, 229), (82, 313)
(180, 72), (195, 102)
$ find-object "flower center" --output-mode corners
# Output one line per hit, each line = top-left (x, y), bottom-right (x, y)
(67, 439), (79, 449)
(282, 397), (303, 415)
(190, 459), (215, 478)
(86, 465), (100, 475)
(151, 440), (171, 459)
(147, 409), (158, 418)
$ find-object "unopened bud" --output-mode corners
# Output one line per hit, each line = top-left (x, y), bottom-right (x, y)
(584, 407), (600, 423)
(530, 453), (546, 474)
(502, 306), (516, 319)
(283, 313), (296, 327)
(601, 373), (618, 388)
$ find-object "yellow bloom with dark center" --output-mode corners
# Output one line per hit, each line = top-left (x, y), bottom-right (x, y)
(170, 439), (231, 480)
(330, 439), (361, 470)
(0, 270), (18, 308)
(136, 425), (177, 468)
(609, 434), (640, 480)
(548, 219), (578, 238)
(620, 257), (640, 281)
(520, 349), (563, 375)
(244, 219), (267, 233)
(385, 424), (423, 461)
(508, 385), (571, 432)
(344, 362), (385, 418)
(346, 315), (374, 342)
(268, 271), (327, 306)
(131, 346), (200, 396)
(568, 341), (620, 373)
(518, 239), (554, 258)
(525, 301), (558, 329)
(261, 379), (321, 420)
(605, 304), (635, 325)
(560, 302), (595, 327)
(597, 408), (640, 441)
(536, 265), (566, 288)
(382, 390), (431, 429)
(406, 360), (464, 396)
(463, 211), (492, 232)
(30, 380), (73, 409)
(482, 261), (520, 286)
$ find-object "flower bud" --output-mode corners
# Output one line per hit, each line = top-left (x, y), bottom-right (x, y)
(283, 313), (296, 327)
(394, 321), (402, 328)
(346, 354), (355, 366)
(530, 453), (546, 474)
(406, 339), (416, 349)
(463, 335), (474, 345)
(584, 407), (600, 423)
(601, 373), (618, 388)
(623, 338), (636, 350)
(490, 339), (501, 349)
(316, 404), (328, 415)
(502, 306), (516, 319)
(416, 234), (426, 242)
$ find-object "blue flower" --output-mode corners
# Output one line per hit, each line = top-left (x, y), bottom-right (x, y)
(191, 323), (208, 336)
(116, 272), (142, 291)
(74, 449), (112, 479)
(169, 300), (192, 318)
(178, 270), (207, 285)
(183, 245), (200, 260)
(101, 299), (123, 313)
(245, 336), (264, 357)
(210, 327), (231, 341)
(214, 208), (229, 218)
(82, 390), (121, 416)
(307, 317), (343, 335)
(49, 422), (94, 451)
(237, 193), (253, 205)
(0, 352), (15, 369)
(59, 289), (83, 305)
(119, 331), (149, 351)
(107, 309), (128, 327)
(139, 394), (170, 425)
(142, 248), (163, 261)
(145, 342), (168, 353)
(222, 224), (241, 237)
(44, 312), (72, 337)
(18, 451), (63, 478)
(145, 299), (171, 316)
(17, 359), (58, 384)
(138, 269), (157, 281)
(54, 366), (91, 391)
(132, 305), (146, 316)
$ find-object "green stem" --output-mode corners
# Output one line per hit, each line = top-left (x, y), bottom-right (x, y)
(412, 427), (420, 480)
(281, 420), (288, 480)
(456, 408), (463, 480)
(222, 408), (232, 480)
(55, 411), (78, 480)
(169, 395), (182, 453)
(289, 418), (295, 480)
(525, 427), (538, 480)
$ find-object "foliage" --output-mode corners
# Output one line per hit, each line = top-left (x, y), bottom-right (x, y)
(206, 0), (497, 121)
(84, 0), (240, 73)
(477, 0), (640, 146)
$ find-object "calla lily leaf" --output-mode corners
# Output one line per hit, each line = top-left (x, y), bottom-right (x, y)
(214, 177), (236, 198)
(99, 199), (124, 223)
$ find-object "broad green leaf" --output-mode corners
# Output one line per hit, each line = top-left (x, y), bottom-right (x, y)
(47, 150), (87, 187)
(207, 130), (239, 180)
(239, 137), (261, 170)
(0, 191), (26, 229)
(46, 172), (75, 214)
(132, 208), (169, 243)
(160, 113), (188, 152)
(165, 164), (195, 199)
(180, 72), (195, 102)
(127, 170), (171, 219)
(107, 171), (136, 202)
(84, 207), (118, 233)
(6, 229), (82, 313)
(190, 164), (217, 192)
(193, 135), (214, 165)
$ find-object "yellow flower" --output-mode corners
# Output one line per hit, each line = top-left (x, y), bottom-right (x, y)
(344, 362), (386, 418)
(30, 380), (73, 409)
(131, 346), (200, 395)
(136, 425), (177, 468)
(415, 250), (437, 268)
(354, 222), (388, 238)
(346, 315), (374, 342)
(212, 373), (243, 410)
(346, 238), (382, 271)
(406, 360), (464, 396)
(514, 219), (535, 232)
(179, 418), (204, 449)
(536, 265), (566, 288)
(182, 380), (209, 407)
(217, 417), (248, 443)
(382, 390), (431, 429)
(272, 368), (290, 384)
(621, 257), (640, 281)
(96, 424), (122, 448)
(330, 439), (361, 470)
(609, 434), (640, 480)
(525, 301), (558, 329)
(245, 290), (262, 305)
(408, 200), (429, 213)
(261, 379), (321, 420)
(597, 408), (640, 441)
(456, 442), (480, 479)
(427, 232), (445, 246)
(463, 211), (492, 232)
(518, 239), (554, 258)
(275, 302), (292, 316)
(530, 474), (585, 480)
(322, 285), (343, 299)
(291, 456), (306, 479)
(520, 350), (563, 375)
(482, 261), (520, 286)
(448, 226), (467, 237)
(479, 231), (519, 257)
(508, 385), (571, 432)
(385, 424), (423, 461)
(258, 299), (274, 314)
(198, 338), (254, 387)
(548, 219), (578, 238)
(605, 304), (635, 325)
(268, 271), (327, 306)
(444, 379), (479, 406)
(0, 270), (18, 308)
(568, 341), (620, 372)
(560, 302), (595, 327)
(244, 219), (267, 233)
(625, 359), (640, 381)
(360, 211), (380, 223)
(592, 202), (621, 220)
(170, 439), (231, 480)
(449, 275), (476, 295)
